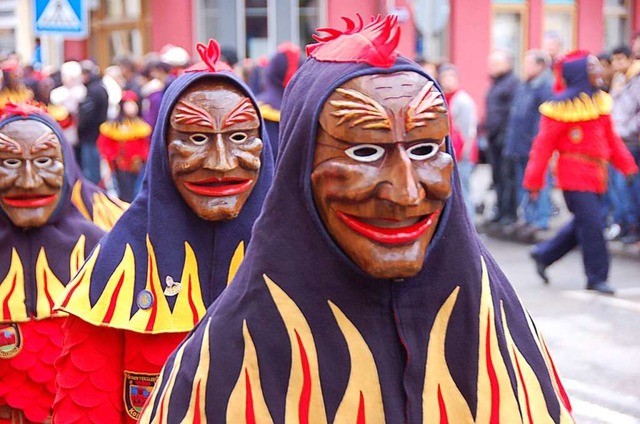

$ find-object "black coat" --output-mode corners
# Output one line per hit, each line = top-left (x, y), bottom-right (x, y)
(485, 70), (520, 146)
(78, 75), (109, 145)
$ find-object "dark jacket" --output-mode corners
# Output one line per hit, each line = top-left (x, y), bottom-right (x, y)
(503, 70), (553, 159)
(485, 70), (520, 145)
(78, 74), (109, 145)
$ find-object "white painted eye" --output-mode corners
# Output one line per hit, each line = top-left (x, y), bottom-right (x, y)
(229, 132), (248, 144)
(344, 144), (385, 163)
(189, 133), (209, 145)
(3, 158), (21, 168)
(406, 142), (439, 161)
(33, 157), (53, 168)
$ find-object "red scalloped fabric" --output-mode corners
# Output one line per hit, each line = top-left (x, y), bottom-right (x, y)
(0, 318), (65, 423)
(52, 316), (188, 424)
(52, 317), (124, 424)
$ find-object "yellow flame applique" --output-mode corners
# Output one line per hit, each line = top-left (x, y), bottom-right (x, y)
(70, 235), (86, 277)
(228, 320), (274, 423)
(263, 274), (327, 424)
(35, 247), (68, 319)
(70, 180), (127, 231)
(179, 317), (212, 424)
(329, 301), (385, 424)
(227, 241), (245, 286)
(0, 249), (26, 323)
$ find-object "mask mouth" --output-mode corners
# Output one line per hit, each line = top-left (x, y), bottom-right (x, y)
(336, 209), (441, 245)
(183, 177), (254, 197)
(2, 193), (57, 208)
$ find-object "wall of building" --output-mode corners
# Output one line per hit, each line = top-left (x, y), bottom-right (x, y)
(149, 0), (194, 52)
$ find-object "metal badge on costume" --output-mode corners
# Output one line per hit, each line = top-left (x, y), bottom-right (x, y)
(124, 371), (159, 419)
(0, 323), (22, 358)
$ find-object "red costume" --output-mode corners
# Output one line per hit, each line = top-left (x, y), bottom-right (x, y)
(524, 91), (637, 192)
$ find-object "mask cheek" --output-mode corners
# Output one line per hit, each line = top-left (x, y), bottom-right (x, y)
(311, 160), (378, 202)
(415, 156), (454, 200)
(0, 171), (17, 190)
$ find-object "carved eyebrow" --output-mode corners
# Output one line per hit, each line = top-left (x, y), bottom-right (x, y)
(329, 88), (391, 130)
(405, 81), (447, 131)
(173, 100), (215, 130)
(30, 130), (59, 154)
(222, 98), (258, 129)
(0, 133), (23, 154)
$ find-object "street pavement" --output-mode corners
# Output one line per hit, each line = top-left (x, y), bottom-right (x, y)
(471, 165), (640, 424)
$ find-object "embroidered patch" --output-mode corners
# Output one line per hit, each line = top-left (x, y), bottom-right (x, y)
(136, 289), (154, 310)
(124, 371), (159, 419)
(0, 323), (22, 359)
(163, 276), (183, 297)
(569, 127), (583, 143)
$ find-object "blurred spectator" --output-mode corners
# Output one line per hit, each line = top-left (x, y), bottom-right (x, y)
(257, 42), (301, 158)
(49, 61), (86, 158)
(78, 60), (109, 184)
(141, 60), (172, 128)
(0, 59), (33, 107)
(526, 52), (638, 295)
(610, 45), (633, 95)
(502, 50), (554, 240)
(103, 65), (124, 120)
(543, 32), (564, 66)
(610, 45), (640, 244)
(159, 44), (191, 76)
(439, 63), (478, 219)
(484, 49), (520, 225)
(415, 56), (439, 80)
(97, 90), (151, 202)
(596, 52), (614, 92)
(631, 31), (640, 60)
(115, 55), (143, 105)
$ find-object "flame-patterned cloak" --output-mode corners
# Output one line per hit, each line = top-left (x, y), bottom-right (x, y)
(139, 54), (574, 423)
(0, 109), (106, 423)
(53, 69), (274, 423)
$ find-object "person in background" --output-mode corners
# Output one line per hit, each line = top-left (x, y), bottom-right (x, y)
(141, 60), (172, 129)
(631, 31), (640, 60)
(597, 52), (615, 92)
(256, 42), (301, 158)
(438, 63), (478, 219)
(526, 51), (638, 295)
(610, 45), (640, 245)
(0, 59), (33, 108)
(484, 49), (519, 226)
(502, 49), (554, 241)
(77, 60), (109, 184)
(97, 90), (151, 202)
(115, 55), (143, 105)
(49, 61), (86, 160)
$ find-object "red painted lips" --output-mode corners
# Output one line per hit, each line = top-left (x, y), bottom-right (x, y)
(183, 177), (254, 197)
(2, 194), (57, 208)
(336, 210), (441, 245)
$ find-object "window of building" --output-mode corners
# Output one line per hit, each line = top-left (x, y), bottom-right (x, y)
(245, 0), (269, 59)
(543, 0), (576, 53)
(299, 0), (322, 48)
(604, 0), (630, 49)
(0, 0), (16, 57)
(90, 0), (150, 70)
(492, 0), (528, 74)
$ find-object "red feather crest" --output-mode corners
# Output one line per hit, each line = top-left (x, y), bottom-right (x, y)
(186, 39), (233, 73)
(306, 14), (401, 68)
(553, 50), (591, 93)
(0, 101), (48, 119)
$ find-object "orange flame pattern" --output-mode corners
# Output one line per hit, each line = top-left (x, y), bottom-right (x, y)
(70, 180), (127, 231)
(0, 236), (86, 323)
(57, 236), (230, 334)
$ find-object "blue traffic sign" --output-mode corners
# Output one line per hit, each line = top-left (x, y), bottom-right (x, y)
(34, 0), (88, 38)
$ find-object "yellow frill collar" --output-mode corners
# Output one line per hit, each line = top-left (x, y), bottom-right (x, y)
(538, 91), (613, 123)
(259, 103), (281, 123)
(99, 118), (152, 141)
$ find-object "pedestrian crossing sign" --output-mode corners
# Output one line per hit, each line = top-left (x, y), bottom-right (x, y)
(34, 0), (88, 38)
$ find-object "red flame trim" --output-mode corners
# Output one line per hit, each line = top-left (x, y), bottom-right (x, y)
(61, 270), (86, 307)
(145, 255), (158, 332)
(245, 369), (256, 424)
(542, 340), (573, 413)
(485, 311), (501, 424)
(437, 385), (449, 424)
(187, 274), (199, 327)
(295, 330), (312, 424)
(42, 269), (55, 313)
(2, 274), (17, 321)
(357, 391), (366, 424)
(514, 351), (534, 424)
(193, 380), (203, 424)
(306, 14), (401, 68)
(103, 272), (126, 324)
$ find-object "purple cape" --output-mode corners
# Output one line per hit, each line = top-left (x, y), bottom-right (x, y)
(0, 111), (105, 322)
(57, 70), (274, 334)
(141, 58), (572, 422)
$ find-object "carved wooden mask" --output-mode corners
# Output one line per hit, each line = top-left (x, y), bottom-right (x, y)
(0, 120), (64, 228)
(168, 79), (263, 221)
(311, 71), (454, 279)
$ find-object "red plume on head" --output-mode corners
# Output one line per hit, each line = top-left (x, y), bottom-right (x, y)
(277, 42), (301, 87)
(185, 39), (233, 73)
(306, 14), (401, 68)
(0, 101), (48, 119)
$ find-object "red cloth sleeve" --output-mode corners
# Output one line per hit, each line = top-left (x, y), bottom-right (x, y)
(523, 116), (562, 191)
(52, 317), (125, 424)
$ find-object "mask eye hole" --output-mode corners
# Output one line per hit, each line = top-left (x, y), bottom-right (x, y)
(229, 132), (248, 144)
(406, 142), (439, 161)
(3, 158), (21, 168)
(189, 133), (209, 145)
(344, 144), (385, 163)
(33, 157), (53, 168)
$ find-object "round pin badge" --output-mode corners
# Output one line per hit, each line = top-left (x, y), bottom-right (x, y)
(137, 290), (154, 310)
